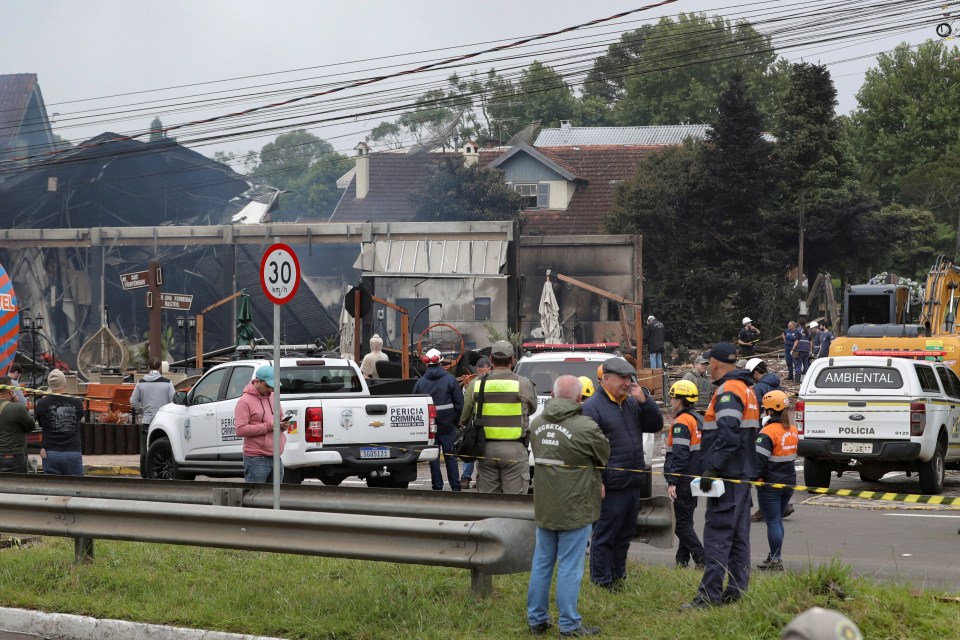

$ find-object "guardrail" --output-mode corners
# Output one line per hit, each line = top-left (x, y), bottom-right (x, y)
(0, 474), (675, 548)
(0, 475), (675, 597)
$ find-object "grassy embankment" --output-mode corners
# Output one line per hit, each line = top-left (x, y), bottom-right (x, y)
(0, 538), (957, 639)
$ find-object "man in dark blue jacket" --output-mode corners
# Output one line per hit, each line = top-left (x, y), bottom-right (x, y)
(682, 343), (759, 611)
(582, 357), (663, 590)
(413, 349), (464, 491)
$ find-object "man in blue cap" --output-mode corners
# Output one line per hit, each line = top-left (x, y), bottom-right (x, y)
(681, 343), (760, 610)
(235, 365), (289, 483)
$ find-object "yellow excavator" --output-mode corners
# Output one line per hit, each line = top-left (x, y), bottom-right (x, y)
(830, 255), (960, 376)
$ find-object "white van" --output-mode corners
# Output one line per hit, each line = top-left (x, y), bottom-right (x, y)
(797, 354), (960, 494)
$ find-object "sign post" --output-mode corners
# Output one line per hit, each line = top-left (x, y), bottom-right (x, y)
(260, 242), (301, 509)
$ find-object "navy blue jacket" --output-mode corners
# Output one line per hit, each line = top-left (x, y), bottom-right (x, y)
(413, 366), (463, 435)
(582, 388), (663, 491)
(702, 369), (759, 481)
(752, 372), (781, 406)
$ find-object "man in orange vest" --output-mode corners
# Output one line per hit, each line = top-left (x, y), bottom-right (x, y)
(681, 342), (760, 610)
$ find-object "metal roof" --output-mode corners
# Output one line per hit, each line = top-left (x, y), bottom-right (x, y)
(535, 125), (711, 147)
(356, 240), (509, 276)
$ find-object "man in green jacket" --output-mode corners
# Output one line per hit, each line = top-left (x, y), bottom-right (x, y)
(0, 375), (37, 473)
(526, 375), (610, 638)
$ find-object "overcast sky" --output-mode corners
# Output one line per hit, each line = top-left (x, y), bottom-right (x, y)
(4, 0), (951, 160)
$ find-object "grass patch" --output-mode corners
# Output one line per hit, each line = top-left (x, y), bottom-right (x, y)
(0, 538), (957, 639)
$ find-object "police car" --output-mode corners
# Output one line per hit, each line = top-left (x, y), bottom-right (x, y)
(797, 352), (960, 494)
(514, 343), (656, 497)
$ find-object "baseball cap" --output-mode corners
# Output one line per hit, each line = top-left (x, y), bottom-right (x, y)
(601, 357), (637, 378)
(47, 369), (66, 391)
(742, 317), (752, 325)
(475, 357), (491, 369)
(704, 342), (738, 364)
(696, 354), (709, 365)
(255, 365), (275, 388)
(491, 340), (514, 358)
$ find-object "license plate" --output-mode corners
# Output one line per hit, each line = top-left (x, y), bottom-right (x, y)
(360, 447), (391, 459)
(841, 442), (873, 454)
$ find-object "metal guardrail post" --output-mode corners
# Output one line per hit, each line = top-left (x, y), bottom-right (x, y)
(471, 569), (493, 598)
(74, 537), (94, 563)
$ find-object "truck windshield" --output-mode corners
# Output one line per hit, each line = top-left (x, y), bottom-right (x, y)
(277, 366), (363, 395)
(514, 360), (605, 395)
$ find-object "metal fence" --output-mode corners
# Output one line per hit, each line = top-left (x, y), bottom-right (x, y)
(0, 474), (674, 597)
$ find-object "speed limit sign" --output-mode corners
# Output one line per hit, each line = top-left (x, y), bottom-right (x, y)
(260, 243), (301, 305)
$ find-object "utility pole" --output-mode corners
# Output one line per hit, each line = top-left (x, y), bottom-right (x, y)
(797, 194), (805, 289)
(147, 261), (162, 362)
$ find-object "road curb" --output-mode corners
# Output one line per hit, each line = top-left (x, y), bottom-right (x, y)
(83, 465), (141, 476)
(0, 607), (289, 640)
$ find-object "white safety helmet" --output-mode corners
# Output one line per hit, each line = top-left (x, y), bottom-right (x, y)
(742, 317), (752, 325)
(745, 357), (767, 374)
(781, 607), (863, 640)
(808, 320), (819, 330)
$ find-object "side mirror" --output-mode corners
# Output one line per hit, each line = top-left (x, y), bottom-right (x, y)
(173, 390), (189, 405)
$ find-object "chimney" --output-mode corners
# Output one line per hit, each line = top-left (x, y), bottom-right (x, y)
(354, 141), (370, 199)
(461, 140), (479, 167)
(559, 120), (572, 130)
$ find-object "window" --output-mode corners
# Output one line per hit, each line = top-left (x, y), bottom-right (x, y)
(475, 297), (491, 321)
(190, 368), (227, 405)
(938, 367), (960, 399)
(225, 366), (256, 400)
(514, 183), (549, 208)
(915, 365), (941, 394)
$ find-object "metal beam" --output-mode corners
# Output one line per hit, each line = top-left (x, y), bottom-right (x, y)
(0, 493), (534, 576)
(0, 475), (675, 549)
(0, 221), (515, 249)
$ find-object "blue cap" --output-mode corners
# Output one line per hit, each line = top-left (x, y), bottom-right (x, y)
(255, 365), (275, 388)
(704, 342), (738, 364)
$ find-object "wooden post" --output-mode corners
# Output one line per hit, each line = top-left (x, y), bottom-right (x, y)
(401, 313), (410, 379)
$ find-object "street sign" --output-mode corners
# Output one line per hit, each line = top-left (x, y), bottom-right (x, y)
(120, 270), (149, 290)
(159, 292), (193, 311)
(260, 243), (301, 305)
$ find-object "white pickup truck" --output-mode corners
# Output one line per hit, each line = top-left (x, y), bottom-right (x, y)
(145, 356), (438, 488)
(797, 354), (960, 494)
(514, 347), (656, 498)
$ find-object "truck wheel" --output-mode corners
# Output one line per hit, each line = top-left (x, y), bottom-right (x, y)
(803, 458), (831, 489)
(366, 476), (410, 489)
(145, 438), (194, 481)
(319, 473), (348, 486)
(919, 440), (946, 495)
(282, 467), (304, 485)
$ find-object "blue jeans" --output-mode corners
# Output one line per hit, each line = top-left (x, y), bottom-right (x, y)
(244, 455), (283, 483)
(650, 352), (663, 369)
(461, 460), (475, 479)
(430, 430), (461, 491)
(43, 450), (83, 476)
(757, 487), (793, 559)
(527, 524), (592, 633)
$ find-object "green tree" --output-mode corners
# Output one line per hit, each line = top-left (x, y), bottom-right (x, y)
(772, 63), (874, 283)
(898, 155), (960, 255)
(851, 40), (960, 201)
(407, 156), (525, 223)
(249, 130), (352, 221)
(609, 13), (782, 126)
(608, 74), (787, 344)
(516, 61), (576, 128)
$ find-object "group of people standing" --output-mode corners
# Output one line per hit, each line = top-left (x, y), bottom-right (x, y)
(782, 319), (834, 382)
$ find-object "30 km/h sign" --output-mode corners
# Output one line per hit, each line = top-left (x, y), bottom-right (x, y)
(260, 243), (300, 305)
